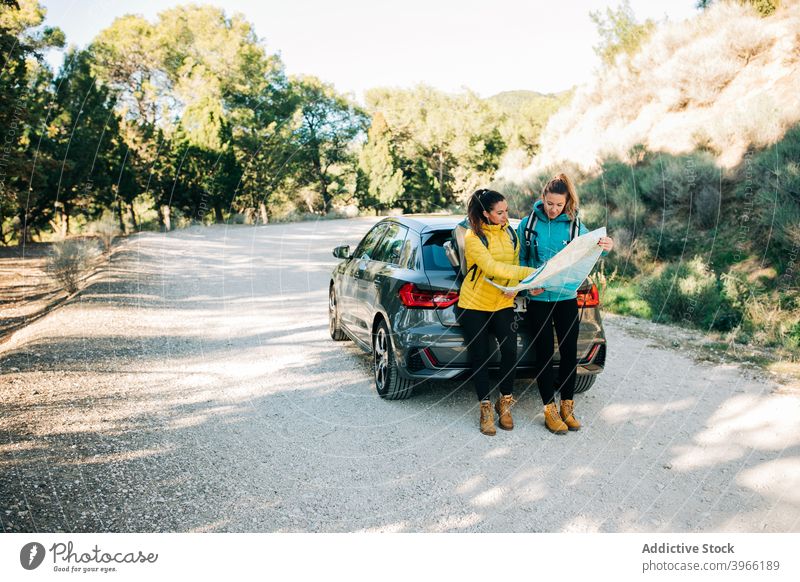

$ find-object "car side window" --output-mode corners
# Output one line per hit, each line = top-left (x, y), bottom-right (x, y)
(398, 237), (417, 269)
(371, 223), (409, 265)
(353, 223), (389, 260)
(422, 230), (458, 272)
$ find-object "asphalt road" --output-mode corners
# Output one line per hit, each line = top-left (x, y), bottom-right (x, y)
(1, 219), (799, 532)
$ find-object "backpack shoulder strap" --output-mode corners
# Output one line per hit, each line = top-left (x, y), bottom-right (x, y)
(570, 212), (581, 242)
(523, 210), (538, 247)
(507, 225), (518, 249)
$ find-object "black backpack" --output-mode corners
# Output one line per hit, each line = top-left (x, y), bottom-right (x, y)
(521, 209), (580, 265)
(444, 218), (518, 279)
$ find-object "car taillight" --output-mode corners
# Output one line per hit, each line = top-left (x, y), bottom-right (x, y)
(399, 283), (459, 309)
(577, 283), (600, 308)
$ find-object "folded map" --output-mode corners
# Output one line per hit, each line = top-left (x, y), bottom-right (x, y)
(487, 227), (606, 293)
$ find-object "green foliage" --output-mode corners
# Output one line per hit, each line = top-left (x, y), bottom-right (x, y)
(359, 112), (404, 210)
(569, 127), (800, 353)
(42, 49), (129, 234)
(738, 123), (800, 279)
(577, 150), (725, 263)
(291, 76), (367, 214)
(589, 1), (656, 67)
(488, 90), (573, 156)
(0, 0), (64, 242)
(602, 281), (652, 319)
(1, 1), (374, 241)
(364, 85), (505, 212)
(642, 256), (741, 331)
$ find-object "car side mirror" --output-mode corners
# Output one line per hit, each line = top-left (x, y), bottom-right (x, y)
(333, 245), (351, 259)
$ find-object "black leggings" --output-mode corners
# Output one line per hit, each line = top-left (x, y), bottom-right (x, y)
(459, 307), (518, 402)
(525, 299), (579, 404)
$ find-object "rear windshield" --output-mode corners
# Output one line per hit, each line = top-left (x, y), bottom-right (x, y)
(422, 230), (458, 272)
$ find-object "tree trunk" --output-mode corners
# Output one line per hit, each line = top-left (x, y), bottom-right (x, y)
(60, 204), (69, 238)
(128, 202), (138, 230)
(318, 173), (332, 214)
(438, 150), (444, 203)
(214, 204), (224, 223)
(321, 188), (332, 214)
(116, 199), (127, 234)
(160, 205), (171, 231)
(16, 209), (32, 243)
(259, 202), (268, 225)
(243, 207), (255, 225)
(312, 151), (332, 214)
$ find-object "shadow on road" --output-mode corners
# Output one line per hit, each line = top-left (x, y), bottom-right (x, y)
(1, 222), (798, 533)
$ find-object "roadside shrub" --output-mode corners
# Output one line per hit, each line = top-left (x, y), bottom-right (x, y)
(740, 294), (793, 347)
(740, 123), (800, 274)
(46, 239), (101, 294)
(86, 216), (120, 253)
(642, 256), (741, 331)
(643, 217), (702, 262)
(598, 229), (655, 280)
(784, 320), (800, 351)
(636, 152), (721, 226)
(580, 157), (631, 207)
(601, 280), (652, 319)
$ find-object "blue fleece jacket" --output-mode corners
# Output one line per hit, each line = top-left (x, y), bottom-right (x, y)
(516, 200), (607, 302)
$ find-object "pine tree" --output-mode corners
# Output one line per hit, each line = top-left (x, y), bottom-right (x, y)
(359, 112), (404, 211)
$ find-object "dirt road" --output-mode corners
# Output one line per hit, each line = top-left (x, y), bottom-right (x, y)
(1, 219), (798, 532)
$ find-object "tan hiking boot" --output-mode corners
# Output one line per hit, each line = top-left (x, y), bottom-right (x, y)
(479, 400), (496, 436)
(544, 402), (568, 434)
(494, 394), (516, 430)
(560, 399), (581, 431)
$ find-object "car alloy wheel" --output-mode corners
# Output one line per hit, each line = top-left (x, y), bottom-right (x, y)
(372, 320), (413, 400)
(374, 326), (389, 389)
(328, 286), (347, 341)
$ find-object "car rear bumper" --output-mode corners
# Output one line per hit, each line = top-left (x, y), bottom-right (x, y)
(395, 331), (607, 381)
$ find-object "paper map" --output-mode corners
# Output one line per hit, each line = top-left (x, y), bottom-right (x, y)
(487, 227), (606, 293)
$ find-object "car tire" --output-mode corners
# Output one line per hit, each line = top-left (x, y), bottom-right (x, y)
(373, 320), (414, 400)
(574, 374), (596, 394)
(329, 285), (348, 341)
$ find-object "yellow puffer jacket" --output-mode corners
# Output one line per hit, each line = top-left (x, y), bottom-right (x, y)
(457, 223), (535, 312)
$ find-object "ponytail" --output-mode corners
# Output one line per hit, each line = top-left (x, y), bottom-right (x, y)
(467, 188), (505, 238)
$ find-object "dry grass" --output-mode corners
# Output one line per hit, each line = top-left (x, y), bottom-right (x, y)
(505, 1), (800, 178)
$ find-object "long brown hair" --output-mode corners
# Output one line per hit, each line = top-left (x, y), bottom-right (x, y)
(467, 188), (505, 239)
(542, 173), (579, 219)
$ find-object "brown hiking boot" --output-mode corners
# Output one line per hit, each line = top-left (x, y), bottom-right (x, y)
(543, 402), (568, 434)
(479, 400), (496, 436)
(560, 399), (581, 431)
(494, 394), (516, 430)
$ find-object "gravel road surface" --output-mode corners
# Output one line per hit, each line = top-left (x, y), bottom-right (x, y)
(1, 219), (799, 532)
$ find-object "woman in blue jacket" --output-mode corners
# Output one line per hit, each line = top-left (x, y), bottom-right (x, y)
(516, 173), (614, 434)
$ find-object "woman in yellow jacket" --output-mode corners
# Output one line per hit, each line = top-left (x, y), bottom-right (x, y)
(458, 189), (538, 436)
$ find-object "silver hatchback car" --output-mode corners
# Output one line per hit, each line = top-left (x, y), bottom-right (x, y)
(328, 215), (607, 399)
